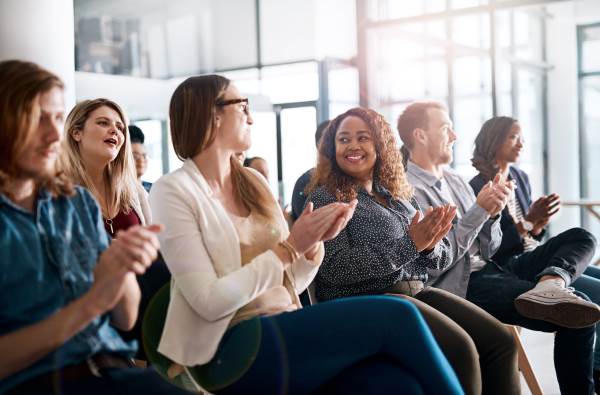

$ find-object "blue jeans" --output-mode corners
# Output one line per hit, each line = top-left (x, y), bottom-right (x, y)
(198, 296), (463, 395)
(573, 265), (600, 369)
(467, 228), (597, 395)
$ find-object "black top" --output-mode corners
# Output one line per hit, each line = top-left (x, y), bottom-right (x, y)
(470, 166), (545, 265)
(309, 184), (452, 301)
(291, 168), (313, 221)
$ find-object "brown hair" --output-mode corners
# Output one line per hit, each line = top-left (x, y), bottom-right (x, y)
(169, 75), (274, 218)
(0, 60), (73, 197)
(60, 98), (138, 218)
(396, 101), (447, 163)
(308, 107), (412, 202)
(472, 116), (518, 181)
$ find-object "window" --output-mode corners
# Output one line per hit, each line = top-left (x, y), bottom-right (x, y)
(578, 23), (600, 240)
(363, 2), (548, 188)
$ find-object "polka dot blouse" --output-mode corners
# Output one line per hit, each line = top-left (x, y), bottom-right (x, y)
(309, 184), (452, 302)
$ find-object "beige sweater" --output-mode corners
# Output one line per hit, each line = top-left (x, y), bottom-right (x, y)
(228, 211), (300, 327)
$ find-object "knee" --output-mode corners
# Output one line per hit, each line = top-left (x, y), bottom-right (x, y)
(352, 296), (423, 326)
(443, 330), (479, 369)
(566, 227), (597, 249)
(496, 325), (518, 358)
(373, 296), (422, 322)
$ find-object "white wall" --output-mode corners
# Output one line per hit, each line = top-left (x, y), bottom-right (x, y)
(75, 71), (273, 119)
(546, 0), (600, 234)
(0, 0), (76, 108)
(213, 0), (257, 69)
(75, 71), (172, 120)
(546, 1), (581, 232)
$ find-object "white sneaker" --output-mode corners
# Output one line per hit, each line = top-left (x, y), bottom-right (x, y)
(514, 282), (600, 329)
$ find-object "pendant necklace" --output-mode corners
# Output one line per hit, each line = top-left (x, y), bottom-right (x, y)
(105, 218), (114, 234)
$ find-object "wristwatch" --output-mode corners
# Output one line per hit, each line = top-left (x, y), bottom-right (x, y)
(522, 220), (534, 232)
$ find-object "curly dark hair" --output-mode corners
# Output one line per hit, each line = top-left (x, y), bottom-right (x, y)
(472, 116), (518, 181)
(307, 107), (412, 202)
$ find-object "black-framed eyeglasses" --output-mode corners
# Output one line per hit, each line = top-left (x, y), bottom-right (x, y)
(216, 98), (250, 116)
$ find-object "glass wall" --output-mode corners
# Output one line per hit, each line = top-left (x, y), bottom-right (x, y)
(363, 0), (549, 192)
(578, 22), (600, 240)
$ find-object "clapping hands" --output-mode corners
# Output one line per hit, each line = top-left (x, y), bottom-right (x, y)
(476, 173), (514, 217)
(408, 204), (457, 252)
(288, 200), (358, 255)
(526, 193), (561, 233)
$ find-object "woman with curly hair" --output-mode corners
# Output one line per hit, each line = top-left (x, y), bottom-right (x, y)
(308, 107), (519, 395)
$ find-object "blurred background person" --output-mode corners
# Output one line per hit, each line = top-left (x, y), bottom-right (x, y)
(244, 156), (270, 181)
(129, 124), (152, 192)
(291, 120), (331, 221)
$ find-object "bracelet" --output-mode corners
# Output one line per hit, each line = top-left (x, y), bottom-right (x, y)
(279, 239), (301, 263)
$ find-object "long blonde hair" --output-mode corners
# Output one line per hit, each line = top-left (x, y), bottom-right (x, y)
(60, 98), (139, 218)
(169, 74), (275, 219)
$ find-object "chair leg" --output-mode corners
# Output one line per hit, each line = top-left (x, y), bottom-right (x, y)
(507, 325), (544, 395)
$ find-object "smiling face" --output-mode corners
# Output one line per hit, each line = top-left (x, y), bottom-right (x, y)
(334, 115), (377, 182)
(423, 107), (456, 165)
(495, 122), (523, 164)
(16, 86), (65, 179)
(72, 105), (126, 166)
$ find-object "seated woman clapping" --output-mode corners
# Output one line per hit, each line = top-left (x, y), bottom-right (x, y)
(148, 75), (464, 395)
(60, 98), (170, 357)
(308, 107), (519, 395)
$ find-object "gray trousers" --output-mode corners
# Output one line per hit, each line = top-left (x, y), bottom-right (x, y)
(391, 287), (520, 395)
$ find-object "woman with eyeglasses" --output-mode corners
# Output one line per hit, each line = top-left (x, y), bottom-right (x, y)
(149, 75), (464, 395)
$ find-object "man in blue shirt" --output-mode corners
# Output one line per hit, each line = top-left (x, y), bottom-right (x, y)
(0, 60), (187, 395)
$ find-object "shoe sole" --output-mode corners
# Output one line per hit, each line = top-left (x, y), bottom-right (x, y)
(514, 296), (600, 329)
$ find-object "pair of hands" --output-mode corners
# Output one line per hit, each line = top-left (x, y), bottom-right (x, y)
(477, 173), (515, 217)
(408, 205), (457, 252)
(526, 193), (561, 234)
(87, 224), (162, 314)
(287, 200), (358, 259)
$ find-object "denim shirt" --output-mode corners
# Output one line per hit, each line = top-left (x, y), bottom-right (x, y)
(0, 186), (136, 392)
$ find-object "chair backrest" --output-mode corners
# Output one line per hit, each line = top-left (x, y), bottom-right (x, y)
(141, 283), (213, 394)
(307, 281), (318, 305)
(142, 283), (172, 372)
(506, 325), (544, 395)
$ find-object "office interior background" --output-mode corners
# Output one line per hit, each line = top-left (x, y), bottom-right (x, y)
(1, 0), (600, 392)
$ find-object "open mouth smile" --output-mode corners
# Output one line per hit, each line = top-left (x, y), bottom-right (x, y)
(104, 137), (118, 147)
(345, 153), (365, 163)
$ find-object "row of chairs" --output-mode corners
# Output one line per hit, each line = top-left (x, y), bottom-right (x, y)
(140, 282), (544, 394)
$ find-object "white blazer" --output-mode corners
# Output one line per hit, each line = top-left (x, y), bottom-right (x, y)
(149, 159), (323, 366)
